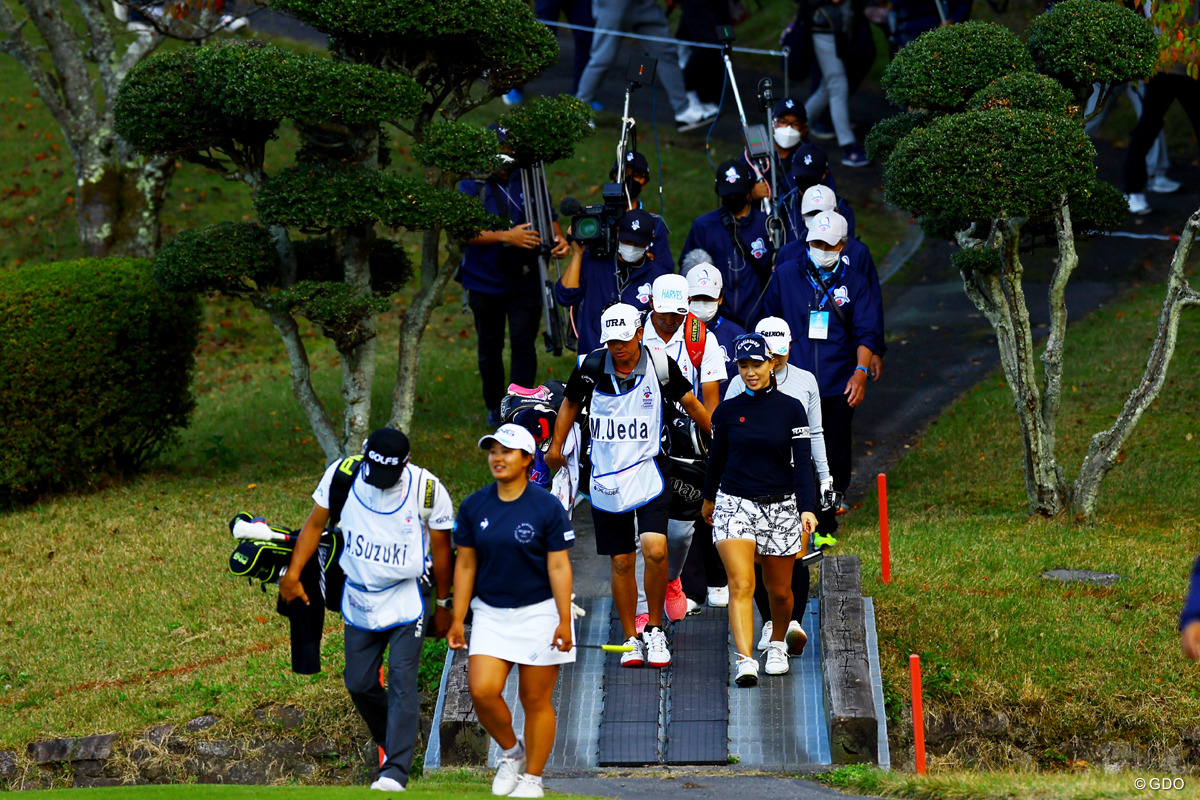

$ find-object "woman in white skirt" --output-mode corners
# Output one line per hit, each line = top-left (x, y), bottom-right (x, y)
(701, 334), (818, 687)
(447, 423), (575, 799)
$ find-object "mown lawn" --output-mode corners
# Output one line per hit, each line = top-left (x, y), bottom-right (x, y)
(841, 282), (1200, 763)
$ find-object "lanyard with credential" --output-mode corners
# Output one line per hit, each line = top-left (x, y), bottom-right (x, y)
(805, 264), (840, 311)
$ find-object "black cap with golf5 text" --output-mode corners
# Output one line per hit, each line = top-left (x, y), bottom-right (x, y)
(361, 428), (410, 488)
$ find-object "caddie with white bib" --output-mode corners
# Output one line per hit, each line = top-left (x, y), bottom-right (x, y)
(546, 303), (711, 670)
(280, 428), (454, 792)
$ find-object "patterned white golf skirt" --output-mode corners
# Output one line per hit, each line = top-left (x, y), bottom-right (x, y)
(711, 490), (806, 556)
(468, 596), (577, 666)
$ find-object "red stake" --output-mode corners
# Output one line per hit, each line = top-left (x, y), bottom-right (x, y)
(878, 473), (891, 584)
(379, 666), (387, 767)
(910, 654), (926, 775)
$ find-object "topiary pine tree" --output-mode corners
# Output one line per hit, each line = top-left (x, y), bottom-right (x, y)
(870, 3), (1200, 520)
(115, 3), (593, 458)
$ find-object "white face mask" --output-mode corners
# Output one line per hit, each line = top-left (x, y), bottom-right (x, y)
(618, 243), (646, 263)
(773, 126), (802, 149)
(809, 247), (841, 269)
(497, 154), (516, 167)
(689, 300), (719, 322)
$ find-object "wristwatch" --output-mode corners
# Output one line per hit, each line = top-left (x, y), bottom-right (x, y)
(435, 597), (453, 610)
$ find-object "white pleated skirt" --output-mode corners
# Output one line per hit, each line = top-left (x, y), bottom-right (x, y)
(468, 596), (577, 666)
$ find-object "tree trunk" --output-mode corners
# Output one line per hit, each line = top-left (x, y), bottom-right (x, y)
(335, 222), (378, 453)
(957, 219), (1067, 516)
(75, 142), (175, 258)
(1071, 208), (1200, 519)
(1042, 196), (1077, 458)
(390, 228), (464, 432)
(262, 304), (343, 462)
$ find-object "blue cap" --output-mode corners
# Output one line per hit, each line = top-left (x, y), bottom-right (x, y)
(790, 143), (828, 183)
(618, 209), (654, 247)
(715, 159), (755, 196)
(772, 98), (807, 121)
(487, 122), (509, 144)
(733, 333), (770, 363)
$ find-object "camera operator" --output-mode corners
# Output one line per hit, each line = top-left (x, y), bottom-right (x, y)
(681, 160), (775, 329)
(458, 124), (569, 427)
(760, 212), (882, 536)
(748, 98), (808, 214)
(555, 207), (672, 355)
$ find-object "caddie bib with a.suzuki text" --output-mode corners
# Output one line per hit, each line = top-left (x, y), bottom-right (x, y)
(339, 466), (428, 630)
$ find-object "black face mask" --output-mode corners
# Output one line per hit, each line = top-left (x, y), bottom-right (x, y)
(624, 176), (644, 200)
(721, 194), (748, 215)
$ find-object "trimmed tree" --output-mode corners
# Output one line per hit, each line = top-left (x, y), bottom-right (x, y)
(115, 4), (592, 459)
(870, 4), (1198, 520)
(0, 0), (240, 257)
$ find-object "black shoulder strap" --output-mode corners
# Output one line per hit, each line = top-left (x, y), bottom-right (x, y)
(579, 349), (608, 384)
(327, 455), (362, 527)
(808, 263), (851, 329)
(720, 207), (755, 264)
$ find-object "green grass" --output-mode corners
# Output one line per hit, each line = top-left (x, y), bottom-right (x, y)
(822, 764), (1200, 800)
(25, 769), (597, 797)
(829, 283), (1200, 758)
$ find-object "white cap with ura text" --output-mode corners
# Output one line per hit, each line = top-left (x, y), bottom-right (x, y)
(599, 302), (643, 343)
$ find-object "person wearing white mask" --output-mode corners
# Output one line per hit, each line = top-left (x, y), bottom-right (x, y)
(725, 317), (830, 658)
(749, 98), (808, 218)
(800, 184), (856, 239)
(760, 211), (884, 542)
(555, 208), (671, 355)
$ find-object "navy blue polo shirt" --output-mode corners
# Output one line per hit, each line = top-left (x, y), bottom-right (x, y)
(682, 206), (774, 328)
(453, 483), (574, 608)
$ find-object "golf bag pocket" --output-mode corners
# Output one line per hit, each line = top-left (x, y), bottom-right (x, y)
(229, 539), (293, 583)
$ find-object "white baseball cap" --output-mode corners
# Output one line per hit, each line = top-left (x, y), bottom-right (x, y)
(651, 274), (690, 314)
(755, 316), (792, 357)
(599, 302), (643, 343)
(806, 211), (849, 246)
(478, 423), (537, 455)
(801, 184), (837, 216)
(685, 263), (723, 298)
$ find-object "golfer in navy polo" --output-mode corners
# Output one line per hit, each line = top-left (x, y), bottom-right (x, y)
(448, 424), (575, 799)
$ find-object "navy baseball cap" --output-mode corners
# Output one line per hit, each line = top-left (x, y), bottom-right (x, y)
(618, 209), (654, 247)
(612, 150), (649, 177)
(733, 333), (770, 363)
(715, 159), (755, 197)
(790, 144), (828, 183)
(361, 428), (410, 488)
(487, 122), (509, 144)
(772, 98), (807, 122)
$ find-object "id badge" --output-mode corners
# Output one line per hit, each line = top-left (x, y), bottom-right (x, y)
(809, 310), (830, 340)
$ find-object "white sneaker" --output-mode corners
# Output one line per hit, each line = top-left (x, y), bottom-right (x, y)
(371, 776), (405, 792)
(764, 641), (790, 675)
(620, 635), (645, 668)
(686, 598), (702, 615)
(785, 620), (808, 656)
(757, 621), (773, 652)
(735, 654), (759, 687)
(707, 585), (729, 607)
(643, 627), (672, 668)
(676, 100), (716, 132)
(1149, 174), (1182, 194)
(509, 774), (545, 798)
(1126, 193), (1152, 215)
(492, 738), (526, 796)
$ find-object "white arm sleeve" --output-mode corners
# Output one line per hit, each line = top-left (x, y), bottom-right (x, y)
(799, 371), (830, 481)
(699, 331), (726, 385)
(724, 375), (746, 400)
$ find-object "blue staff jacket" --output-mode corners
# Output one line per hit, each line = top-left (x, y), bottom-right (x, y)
(682, 207), (775, 328)
(760, 247), (884, 397)
(776, 235), (880, 355)
(1182, 554), (1200, 631)
(456, 173), (542, 295)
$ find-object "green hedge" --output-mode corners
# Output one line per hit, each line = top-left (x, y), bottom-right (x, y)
(0, 258), (200, 504)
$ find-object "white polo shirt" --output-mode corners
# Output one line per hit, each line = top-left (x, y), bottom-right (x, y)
(642, 315), (725, 396)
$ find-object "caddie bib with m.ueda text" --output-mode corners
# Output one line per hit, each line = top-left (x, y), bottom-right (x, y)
(338, 466), (428, 630)
(588, 368), (664, 513)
